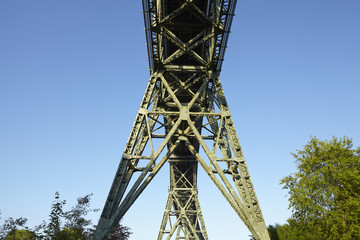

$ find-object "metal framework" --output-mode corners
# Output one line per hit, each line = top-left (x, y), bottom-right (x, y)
(94, 0), (270, 239)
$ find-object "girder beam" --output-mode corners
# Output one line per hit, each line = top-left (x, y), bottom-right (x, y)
(94, 1), (270, 239)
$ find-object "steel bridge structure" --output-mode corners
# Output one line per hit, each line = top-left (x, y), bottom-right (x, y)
(94, 0), (270, 239)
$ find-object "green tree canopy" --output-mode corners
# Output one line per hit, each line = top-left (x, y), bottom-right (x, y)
(0, 217), (29, 239)
(3, 229), (35, 240)
(0, 192), (132, 240)
(280, 136), (360, 240)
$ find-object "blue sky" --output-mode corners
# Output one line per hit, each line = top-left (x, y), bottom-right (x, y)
(0, 0), (359, 239)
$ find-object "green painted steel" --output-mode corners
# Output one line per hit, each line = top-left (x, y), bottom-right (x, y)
(94, 1), (270, 239)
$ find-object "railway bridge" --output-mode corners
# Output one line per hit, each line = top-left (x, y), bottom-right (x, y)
(94, 1), (270, 239)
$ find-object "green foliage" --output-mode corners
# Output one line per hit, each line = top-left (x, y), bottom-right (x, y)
(42, 192), (97, 240)
(0, 192), (131, 240)
(45, 192), (66, 238)
(106, 223), (132, 240)
(64, 195), (94, 229)
(266, 224), (279, 240)
(280, 136), (360, 240)
(0, 217), (29, 239)
(3, 229), (35, 240)
(274, 219), (314, 240)
(52, 228), (85, 240)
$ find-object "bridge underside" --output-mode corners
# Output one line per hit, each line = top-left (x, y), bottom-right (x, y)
(94, 1), (270, 239)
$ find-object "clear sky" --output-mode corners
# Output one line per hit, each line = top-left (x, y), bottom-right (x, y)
(0, 0), (359, 239)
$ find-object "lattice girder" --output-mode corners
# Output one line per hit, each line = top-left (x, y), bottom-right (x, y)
(95, 0), (270, 239)
(143, 0), (237, 73)
(158, 162), (208, 240)
(94, 69), (269, 239)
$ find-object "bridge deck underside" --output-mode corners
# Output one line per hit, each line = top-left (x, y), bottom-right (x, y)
(143, 0), (237, 73)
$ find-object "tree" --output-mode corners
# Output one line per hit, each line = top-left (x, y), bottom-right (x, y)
(0, 217), (29, 239)
(63, 194), (97, 239)
(106, 222), (132, 240)
(0, 192), (132, 240)
(275, 218), (311, 240)
(3, 229), (35, 240)
(266, 224), (280, 240)
(43, 192), (99, 240)
(281, 136), (360, 240)
(250, 224), (281, 240)
(45, 192), (66, 239)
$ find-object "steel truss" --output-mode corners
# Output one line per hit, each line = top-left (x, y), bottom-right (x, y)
(94, 0), (270, 239)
